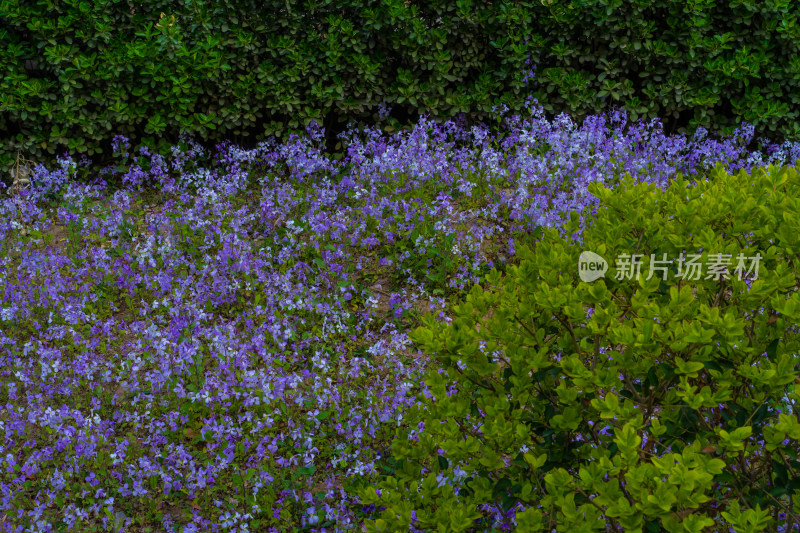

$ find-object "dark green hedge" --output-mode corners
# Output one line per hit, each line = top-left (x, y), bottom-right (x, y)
(2, 0), (799, 175)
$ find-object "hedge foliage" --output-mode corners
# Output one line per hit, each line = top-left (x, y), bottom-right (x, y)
(360, 165), (800, 532)
(2, 0), (800, 175)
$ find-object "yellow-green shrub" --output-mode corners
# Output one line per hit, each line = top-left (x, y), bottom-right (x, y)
(361, 164), (800, 532)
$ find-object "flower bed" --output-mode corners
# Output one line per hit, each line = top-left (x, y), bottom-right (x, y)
(0, 102), (798, 531)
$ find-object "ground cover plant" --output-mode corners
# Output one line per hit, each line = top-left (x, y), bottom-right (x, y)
(1, 102), (799, 531)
